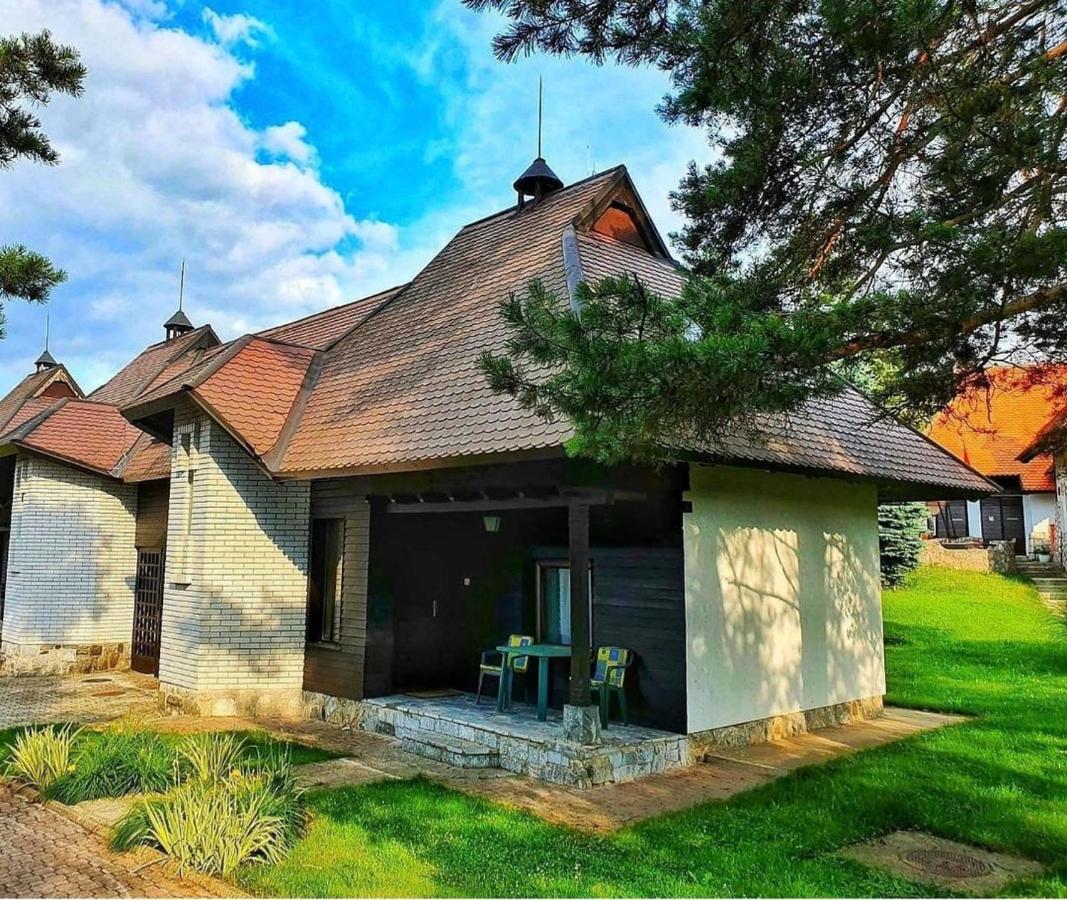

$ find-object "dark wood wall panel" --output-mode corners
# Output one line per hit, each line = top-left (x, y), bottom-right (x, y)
(302, 482), (371, 701)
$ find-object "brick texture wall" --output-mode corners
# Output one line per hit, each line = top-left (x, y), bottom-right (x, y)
(157, 403), (311, 711)
(1, 454), (137, 647)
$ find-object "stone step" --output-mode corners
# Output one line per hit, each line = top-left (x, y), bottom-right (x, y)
(397, 730), (500, 769)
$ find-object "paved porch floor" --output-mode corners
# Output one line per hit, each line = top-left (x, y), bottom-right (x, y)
(0, 671), (159, 730)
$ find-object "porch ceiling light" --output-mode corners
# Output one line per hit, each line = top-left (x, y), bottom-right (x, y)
(483, 515), (502, 533)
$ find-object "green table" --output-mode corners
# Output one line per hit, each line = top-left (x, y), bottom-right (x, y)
(496, 642), (571, 721)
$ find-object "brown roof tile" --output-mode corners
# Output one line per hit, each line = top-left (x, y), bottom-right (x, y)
(118, 433), (172, 482)
(14, 400), (142, 475)
(89, 326), (218, 406)
(258, 285), (403, 350)
(0, 366), (82, 434)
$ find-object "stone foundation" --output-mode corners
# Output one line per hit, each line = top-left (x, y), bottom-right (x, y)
(158, 682), (304, 718)
(301, 690), (363, 728)
(0, 640), (129, 676)
(345, 692), (885, 789)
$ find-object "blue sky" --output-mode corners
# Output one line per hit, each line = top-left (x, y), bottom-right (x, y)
(0, 0), (707, 396)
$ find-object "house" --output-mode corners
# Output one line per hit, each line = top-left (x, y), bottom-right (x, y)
(100, 159), (994, 785)
(1019, 404), (1067, 570)
(0, 318), (220, 673)
(926, 367), (1065, 555)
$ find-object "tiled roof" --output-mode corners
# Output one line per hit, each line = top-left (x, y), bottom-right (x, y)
(0, 365), (82, 434)
(927, 367), (1067, 492)
(258, 286), (403, 350)
(89, 326), (217, 406)
(118, 433), (172, 483)
(1, 327), (219, 480)
(117, 165), (993, 497)
(11, 400), (142, 475)
(277, 170), (619, 474)
(195, 338), (316, 456)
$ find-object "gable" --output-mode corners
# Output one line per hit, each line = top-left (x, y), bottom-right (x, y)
(591, 203), (652, 251)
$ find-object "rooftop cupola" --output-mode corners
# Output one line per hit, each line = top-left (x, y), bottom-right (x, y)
(164, 308), (194, 342)
(34, 348), (57, 373)
(514, 156), (563, 209)
(165, 259), (195, 341)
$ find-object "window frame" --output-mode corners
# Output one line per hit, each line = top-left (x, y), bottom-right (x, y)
(534, 558), (593, 647)
(306, 517), (345, 646)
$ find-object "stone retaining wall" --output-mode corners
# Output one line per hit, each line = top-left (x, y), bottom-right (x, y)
(919, 540), (1016, 574)
(0, 641), (128, 676)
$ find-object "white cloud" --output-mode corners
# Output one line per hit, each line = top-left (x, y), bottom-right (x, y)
(0, 0), (415, 393)
(202, 7), (271, 48)
(261, 121), (316, 166)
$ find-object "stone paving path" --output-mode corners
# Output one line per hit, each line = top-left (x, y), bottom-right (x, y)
(0, 786), (234, 898)
(0, 671), (159, 729)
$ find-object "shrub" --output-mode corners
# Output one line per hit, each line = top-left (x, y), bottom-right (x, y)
(4, 725), (79, 793)
(49, 723), (174, 804)
(113, 733), (307, 876)
(879, 502), (929, 586)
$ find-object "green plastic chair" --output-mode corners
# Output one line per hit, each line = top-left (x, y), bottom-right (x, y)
(476, 634), (533, 705)
(590, 646), (634, 727)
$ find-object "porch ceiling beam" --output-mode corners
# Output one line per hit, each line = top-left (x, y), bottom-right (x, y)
(383, 487), (646, 514)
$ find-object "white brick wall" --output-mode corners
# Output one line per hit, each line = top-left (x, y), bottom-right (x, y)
(158, 403), (311, 700)
(1, 454), (137, 646)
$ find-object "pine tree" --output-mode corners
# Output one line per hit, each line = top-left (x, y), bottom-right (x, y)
(878, 502), (930, 586)
(0, 30), (85, 338)
(469, 0), (1067, 463)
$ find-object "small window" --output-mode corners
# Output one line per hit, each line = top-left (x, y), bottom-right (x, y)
(536, 561), (592, 646)
(307, 518), (344, 644)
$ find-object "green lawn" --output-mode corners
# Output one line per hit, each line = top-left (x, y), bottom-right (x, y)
(238, 568), (1067, 898)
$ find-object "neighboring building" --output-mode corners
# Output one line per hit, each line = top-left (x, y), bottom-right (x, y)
(114, 159), (992, 767)
(926, 367), (1065, 555)
(1020, 407), (1067, 570)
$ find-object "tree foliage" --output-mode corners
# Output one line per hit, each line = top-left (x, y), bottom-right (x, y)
(469, 0), (1067, 461)
(878, 502), (930, 586)
(0, 30), (85, 335)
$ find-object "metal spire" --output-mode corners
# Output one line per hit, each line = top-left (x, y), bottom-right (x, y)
(537, 76), (543, 158)
(178, 258), (185, 311)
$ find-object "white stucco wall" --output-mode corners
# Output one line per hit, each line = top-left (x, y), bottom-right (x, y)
(683, 464), (885, 733)
(966, 500), (983, 539)
(1023, 493), (1057, 552)
(157, 403), (311, 709)
(1056, 452), (1067, 569)
(1, 454), (137, 647)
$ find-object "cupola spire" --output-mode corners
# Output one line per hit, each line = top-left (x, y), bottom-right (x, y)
(35, 314), (57, 372)
(514, 78), (563, 209)
(165, 258), (195, 341)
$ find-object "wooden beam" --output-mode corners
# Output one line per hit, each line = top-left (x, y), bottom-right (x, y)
(568, 501), (592, 708)
(384, 488), (646, 514)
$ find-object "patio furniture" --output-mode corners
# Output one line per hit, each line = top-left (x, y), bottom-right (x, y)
(590, 646), (634, 727)
(496, 642), (571, 721)
(477, 634), (533, 705)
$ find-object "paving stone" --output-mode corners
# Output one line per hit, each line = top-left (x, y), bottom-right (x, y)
(0, 671), (159, 730)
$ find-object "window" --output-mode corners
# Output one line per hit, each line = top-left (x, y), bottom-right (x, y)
(536, 561), (592, 646)
(307, 518), (344, 644)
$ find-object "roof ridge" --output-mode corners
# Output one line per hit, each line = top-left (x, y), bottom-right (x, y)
(259, 284), (407, 337)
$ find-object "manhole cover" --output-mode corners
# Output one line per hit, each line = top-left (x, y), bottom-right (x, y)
(901, 849), (994, 879)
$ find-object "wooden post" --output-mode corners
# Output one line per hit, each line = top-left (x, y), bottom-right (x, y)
(568, 501), (591, 707)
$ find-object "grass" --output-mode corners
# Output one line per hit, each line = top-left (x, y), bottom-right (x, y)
(237, 568), (1067, 898)
(0, 725), (338, 803)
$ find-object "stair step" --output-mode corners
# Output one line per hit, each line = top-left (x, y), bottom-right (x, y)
(397, 730), (500, 769)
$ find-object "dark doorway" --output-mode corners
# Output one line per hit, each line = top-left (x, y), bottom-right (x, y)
(131, 548), (165, 675)
(932, 500), (969, 539)
(980, 496), (1025, 554)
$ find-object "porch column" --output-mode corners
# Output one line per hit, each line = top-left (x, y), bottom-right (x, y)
(564, 500), (600, 744)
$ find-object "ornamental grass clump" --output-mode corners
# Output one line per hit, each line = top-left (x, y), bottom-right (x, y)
(4, 725), (79, 793)
(113, 732), (307, 877)
(49, 723), (174, 804)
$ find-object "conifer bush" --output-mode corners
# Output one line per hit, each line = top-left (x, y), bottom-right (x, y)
(879, 502), (929, 587)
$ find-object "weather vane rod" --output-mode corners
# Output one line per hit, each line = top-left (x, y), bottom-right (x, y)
(178, 258), (186, 311)
(538, 76), (543, 158)
(44, 313), (50, 351)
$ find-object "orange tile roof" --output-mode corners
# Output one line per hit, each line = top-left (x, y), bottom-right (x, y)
(194, 338), (316, 456)
(0, 365), (82, 434)
(118, 433), (172, 483)
(926, 366), (1067, 492)
(13, 400), (142, 475)
(258, 286), (403, 350)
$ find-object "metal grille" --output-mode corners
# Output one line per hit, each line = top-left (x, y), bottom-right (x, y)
(132, 548), (165, 676)
(901, 849), (994, 879)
